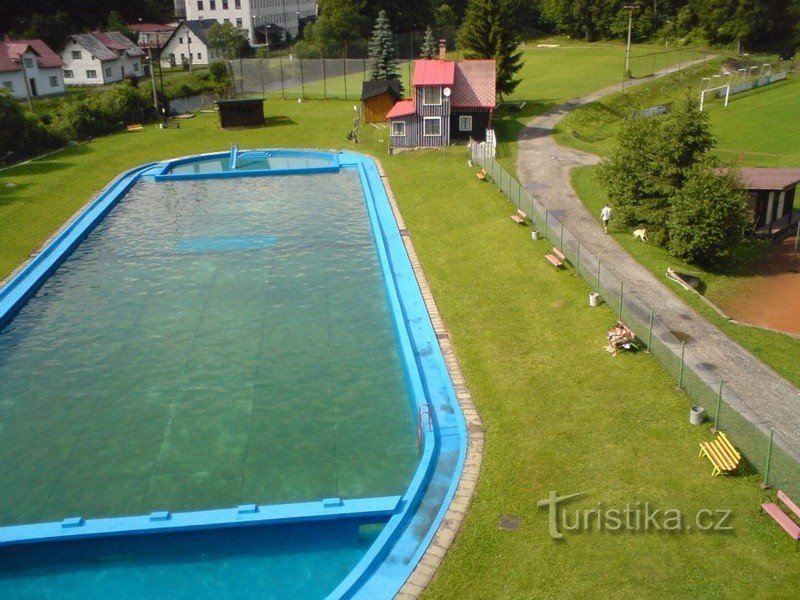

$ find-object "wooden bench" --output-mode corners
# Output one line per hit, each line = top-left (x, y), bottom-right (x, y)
(126, 123), (143, 132)
(761, 490), (800, 548)
(699, 431), (742, 477)
(511, 210), (528, 225)
(476, 168), (488, 182)
(545, 246), (565, 268)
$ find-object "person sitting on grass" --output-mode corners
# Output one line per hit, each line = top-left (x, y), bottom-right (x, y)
(606, 324), (633, 356)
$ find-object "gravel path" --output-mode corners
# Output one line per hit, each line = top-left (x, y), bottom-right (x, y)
(516, 60), (800, 460)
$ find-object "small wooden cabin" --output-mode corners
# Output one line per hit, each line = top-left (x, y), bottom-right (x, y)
(739, 168), (800, 238)
(361, 79), (402, 124)
(216, 98), (266, 129)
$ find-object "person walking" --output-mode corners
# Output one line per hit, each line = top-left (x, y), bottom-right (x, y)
(600, 204), (612, 234)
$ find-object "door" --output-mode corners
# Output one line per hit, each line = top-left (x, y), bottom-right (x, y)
(29, 78), (37, 97)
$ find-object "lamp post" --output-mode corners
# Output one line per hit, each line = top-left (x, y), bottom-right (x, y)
(623, 3), (640, 78)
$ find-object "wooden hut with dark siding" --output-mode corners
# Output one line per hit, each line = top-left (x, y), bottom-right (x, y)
(739, 168), (800, 238)
(387, 53), (495, 150)
(361, 79), (402, 124)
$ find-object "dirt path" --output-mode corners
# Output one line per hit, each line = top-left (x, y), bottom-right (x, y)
(516, 60), (800, 460)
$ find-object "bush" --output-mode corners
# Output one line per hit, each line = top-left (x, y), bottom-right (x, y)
(0, 90), (62, 161)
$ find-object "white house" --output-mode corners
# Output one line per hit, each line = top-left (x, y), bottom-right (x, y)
(183, 0), (317, 46)
(0, 38), (65, 100)
(60, 32), (145, 86)
(159, 20), (222, 68)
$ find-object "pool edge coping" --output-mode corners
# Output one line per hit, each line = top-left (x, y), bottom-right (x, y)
(373, 160), (485, 599)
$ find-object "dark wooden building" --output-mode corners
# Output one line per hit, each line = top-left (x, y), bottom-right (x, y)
(216, 98), (266, 129)
(739, 168), (800, 238)
(361, 79), (402, 124)
(387, 58), (496, 149)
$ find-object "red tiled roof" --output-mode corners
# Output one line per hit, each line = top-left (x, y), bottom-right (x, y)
(0, 37), (63, 73)
(93, 31), (127, 51)
(451, 60), (496, 109)
(412, 59), (455, 87)
(129, 23), (176, 33)
(739, 168), (800, 191)
(386, 99), (416, 119)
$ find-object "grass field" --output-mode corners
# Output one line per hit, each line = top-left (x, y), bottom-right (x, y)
(2, 94), (800, 597)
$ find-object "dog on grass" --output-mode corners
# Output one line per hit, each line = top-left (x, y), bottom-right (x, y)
(633, 228), (648, 242)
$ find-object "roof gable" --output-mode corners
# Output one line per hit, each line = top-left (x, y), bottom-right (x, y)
(412, 60), (455, 87)
(0, 38), (64, 72)
(361, 79), (403, 100)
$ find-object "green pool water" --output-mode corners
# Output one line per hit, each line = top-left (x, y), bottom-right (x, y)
(0, 170), (419, 527)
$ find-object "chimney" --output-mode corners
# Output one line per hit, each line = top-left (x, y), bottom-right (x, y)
(438, 39), (447, 61)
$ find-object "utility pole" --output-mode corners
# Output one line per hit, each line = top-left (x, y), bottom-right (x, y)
(623, 3), (640, 79)
(17, 56), (34, 111)
(148, 46), (159, 115)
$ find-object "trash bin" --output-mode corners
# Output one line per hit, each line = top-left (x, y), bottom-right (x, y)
(589, 293), (600, 307)
(531, 231), (540, 240)
(690, 406), (706, 425)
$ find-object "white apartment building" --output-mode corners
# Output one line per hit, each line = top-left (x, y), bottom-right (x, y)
(60, 32), (145, 86)
(0, 38), (66, 100)
(183, 0), (317, 45)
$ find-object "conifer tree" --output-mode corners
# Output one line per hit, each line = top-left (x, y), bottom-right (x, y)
(420, 26), (438, 58)
(368, 10), (402, 92)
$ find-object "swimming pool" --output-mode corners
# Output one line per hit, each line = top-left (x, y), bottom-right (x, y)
(0, 149), (468, 598)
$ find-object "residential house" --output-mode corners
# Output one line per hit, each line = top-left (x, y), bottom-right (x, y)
(159, 20), (220, 68)
(129, 23), (177, 51)
(182, 0), (317, 45)
(0, 37), (65, 100)
(387, 46), (496, 149)
(361, 79), (402, 124)
(60, 32), (145, 85)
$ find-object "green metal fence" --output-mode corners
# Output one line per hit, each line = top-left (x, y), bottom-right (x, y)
(471, 141), (800, 498)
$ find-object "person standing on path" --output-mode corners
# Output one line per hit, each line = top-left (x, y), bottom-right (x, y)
(600, 204), (612, 234)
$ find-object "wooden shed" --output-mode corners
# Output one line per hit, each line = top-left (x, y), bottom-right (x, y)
(216, 98), (266, 129)
(739, 168), (800, 238)
(361, 80), (402, 124)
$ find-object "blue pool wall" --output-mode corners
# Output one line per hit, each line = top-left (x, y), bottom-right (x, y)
(0, 149), (469, 599)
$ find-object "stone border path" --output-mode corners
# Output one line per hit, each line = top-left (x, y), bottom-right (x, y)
(516, 59), (800, 458)
(374, 162), (484, 600)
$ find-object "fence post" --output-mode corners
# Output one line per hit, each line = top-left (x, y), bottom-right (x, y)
(322, 55), (327, 99)
(298, 59), (306, 98)
(647, 308), (654, 350)
(714, 380), (723, 431)
(559, 222), (564, 251)
(279, 59), (285, 99)
(544, 209), (549, 238)
(575, 240), (580, 276)
(678, 341), (685, 389)
(260, 56), (265, 95)
(596, 259), (601, 294)
(763, 429), (774, 489)
(343, 52), (348, 100)
(618, 281), (623, 321)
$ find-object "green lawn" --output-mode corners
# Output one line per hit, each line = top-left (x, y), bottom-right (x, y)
(2, 98), (800, 597)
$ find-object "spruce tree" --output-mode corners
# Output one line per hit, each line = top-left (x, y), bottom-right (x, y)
(458, 0), (522, 99)
(420, 26), (438, 59)
(368, 10), (402, 92)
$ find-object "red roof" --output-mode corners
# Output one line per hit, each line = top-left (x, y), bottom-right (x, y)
(0, 37), (64, 73)
(129, 23), (176, 33)
(93, 31), (127, 51)
(451, 60), (496, 109)
(386, 99), (416, 119)
(412, 59), (455, 87)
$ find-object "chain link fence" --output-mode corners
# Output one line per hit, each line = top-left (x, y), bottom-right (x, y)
(471, 142), (800, 497)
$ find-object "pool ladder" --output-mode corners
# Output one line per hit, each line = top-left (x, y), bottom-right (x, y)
(229, 142), (239, 170)
(417, 404), (432, 453)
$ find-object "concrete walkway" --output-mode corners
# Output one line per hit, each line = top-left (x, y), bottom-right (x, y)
(516, 60), (800, 461)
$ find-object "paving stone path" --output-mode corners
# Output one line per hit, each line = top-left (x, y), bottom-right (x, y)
(516, 59), (800, 460)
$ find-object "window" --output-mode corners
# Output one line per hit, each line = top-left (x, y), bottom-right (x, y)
(64, 69), (74, 78)
(49, 75), (58, 87)
(23, 57), (34, 68)
(236, 18), (242, 27)
(197, 53), (202, 60)
(209, 0), (216, 9)
(422, 86), (441, 106)
(391, 121), (406, 137)
(423, 117), (441, 137)
(197, 1), (204, 10)
(105, 67), (112, 77)
(71, 50), (81, 60)
(179, 37), (183, 44)
(86, 69), (97, 78)
(459, 115), (472, 131)
(2, 81), (13, 92)
(235, 0), (240, 7)
(224, 18), (230, 23)
(222, 0), (228, 7)
(133, 62), (140, 72)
